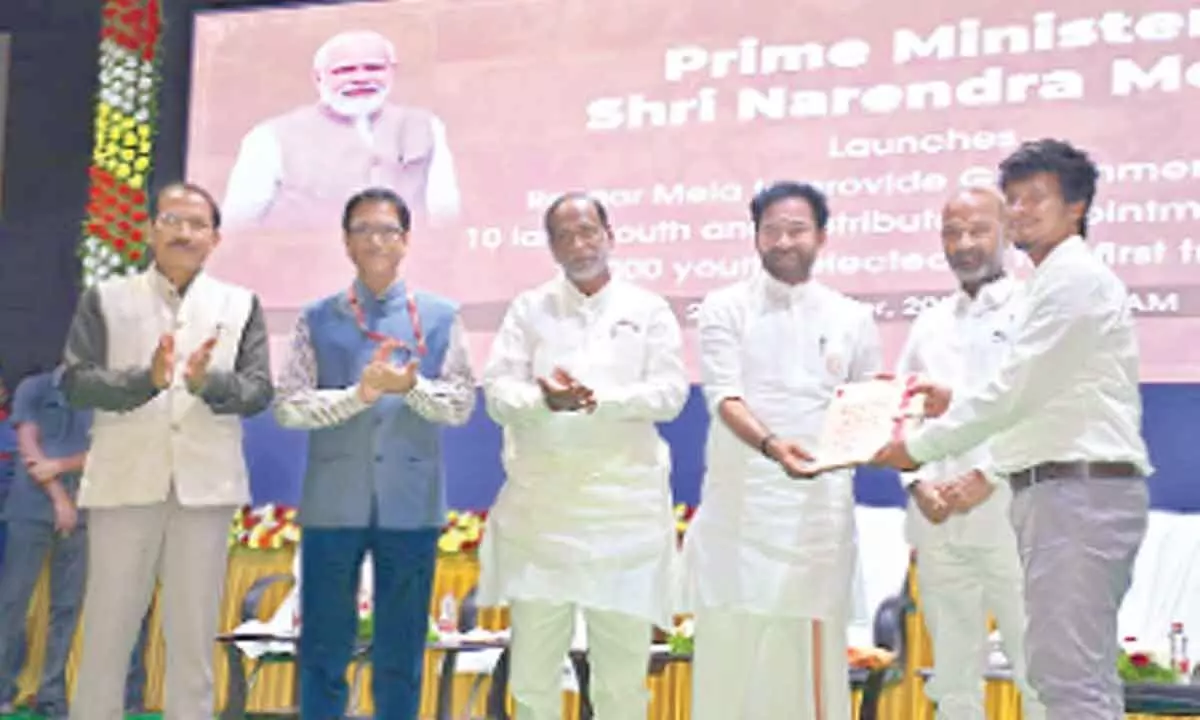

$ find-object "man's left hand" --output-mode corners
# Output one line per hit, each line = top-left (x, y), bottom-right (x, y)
(941, 469), (994, 513)
(870, 438), (919, 471)
(26, 458), (62, 484)
(184, 336), (219, 393)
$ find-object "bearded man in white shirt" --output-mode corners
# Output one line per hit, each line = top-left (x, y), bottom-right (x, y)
(896, 187), (1045, 720)
(682, 181), (883, 720)
(222, 30), (461, 231)
(477, 192), (688, 720)
(874, 139), (1152, 720)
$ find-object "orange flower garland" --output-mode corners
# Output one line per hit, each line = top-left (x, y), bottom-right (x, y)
(82, 0), (162, 286)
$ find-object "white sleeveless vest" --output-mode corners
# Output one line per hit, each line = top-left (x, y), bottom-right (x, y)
(79, 270), (254, 509)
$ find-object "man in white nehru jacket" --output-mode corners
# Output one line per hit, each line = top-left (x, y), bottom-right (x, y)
(63, 182), (272, 720)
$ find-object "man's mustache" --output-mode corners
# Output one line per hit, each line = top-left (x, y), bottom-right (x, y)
(339, 81), (385, 97)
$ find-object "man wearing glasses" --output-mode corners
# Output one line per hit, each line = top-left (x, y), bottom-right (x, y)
(62, 182), (273, 720)
(274, 187), (476, 719)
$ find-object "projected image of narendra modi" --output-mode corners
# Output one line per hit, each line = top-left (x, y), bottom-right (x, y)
(221, 30), (461, 232)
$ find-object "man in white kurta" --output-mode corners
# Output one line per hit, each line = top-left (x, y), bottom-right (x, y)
(683, 181), (882, 720)
(478, 193), (687, 720)
(895, 188), (1044, 720)
(62, 183), (273, 720)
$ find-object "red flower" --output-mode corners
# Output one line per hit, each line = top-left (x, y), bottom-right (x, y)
(1130, 652), (1151, 668)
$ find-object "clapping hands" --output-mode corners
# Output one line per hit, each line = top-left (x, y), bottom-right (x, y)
(358, 341), (420, 403)
(537, 367), (596, 413)
(149, 333), (223, 394)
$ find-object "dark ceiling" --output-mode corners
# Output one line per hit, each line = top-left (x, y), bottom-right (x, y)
(0, 0), (372, 31)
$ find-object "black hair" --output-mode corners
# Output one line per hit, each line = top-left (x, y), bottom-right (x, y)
(999, 139), (1098, 238)
(152, 182), (222, 230)
(342, 187), (412, 232)
(749, 181), (830, 232)
(542, 192), (610, 237)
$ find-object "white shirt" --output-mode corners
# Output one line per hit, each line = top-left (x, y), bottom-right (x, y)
(896, 275), (1025, 547)
(907, 236), (1153, 479)
(476, 275), (687, 626)
(682, 272), (882, 620)
(221, 112), (461, 227)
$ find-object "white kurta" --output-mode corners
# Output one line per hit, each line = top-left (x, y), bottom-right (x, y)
(682, 272), (882, 621)
(477, 276), (688, 628)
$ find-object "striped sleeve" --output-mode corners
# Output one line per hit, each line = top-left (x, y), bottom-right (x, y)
(273, 314), (370, 429)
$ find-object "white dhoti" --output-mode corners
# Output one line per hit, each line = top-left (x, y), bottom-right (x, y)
(682, 459), (860, 720)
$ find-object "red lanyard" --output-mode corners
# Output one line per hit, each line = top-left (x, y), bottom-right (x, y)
(892, 374), (921, 443)
(347, 283), (428, 357)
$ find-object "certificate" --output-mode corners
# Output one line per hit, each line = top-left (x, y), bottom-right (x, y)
(806, 376), (925, 474)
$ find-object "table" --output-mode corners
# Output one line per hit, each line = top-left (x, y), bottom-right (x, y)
(483, 645), (896, 720)
(917, 667), (1200, 716)
(214, 632), (506, 720)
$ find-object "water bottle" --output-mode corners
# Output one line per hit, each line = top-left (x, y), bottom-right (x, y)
(1169, 621), (1190, 682)
(437, 593), (459, 635)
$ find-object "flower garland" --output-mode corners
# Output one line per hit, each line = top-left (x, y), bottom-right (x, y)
(1119, 637), (1183, 684)
(228, 504), (702, 552)
(228, 504), (301, 550)
(81, 0), (163, 288)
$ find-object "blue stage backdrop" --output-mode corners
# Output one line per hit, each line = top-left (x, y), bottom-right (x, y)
(243, 384), (1200, 513)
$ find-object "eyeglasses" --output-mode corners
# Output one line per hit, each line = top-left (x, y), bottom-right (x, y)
(156, 213), (213, 234)
(347, 225), (405, 242)
(549, 225), (605, 246)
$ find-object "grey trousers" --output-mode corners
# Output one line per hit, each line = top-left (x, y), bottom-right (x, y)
(0, 519), (87, 715)
(70, 494), (233, 720)
(1010, 477), (1148, 720)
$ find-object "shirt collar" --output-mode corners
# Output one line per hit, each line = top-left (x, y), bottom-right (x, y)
(149, 264), (202, 302)
(759, 269), (813, 305)
(558, 273), (615, 311)
(352, 276), (406, 306)
(953, 274), (1016, 314)
(50, 366), (66, 389)
(1034, 235), (1085, 277)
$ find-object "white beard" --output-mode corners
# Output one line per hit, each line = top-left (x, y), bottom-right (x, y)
(320, 83), (388, 120)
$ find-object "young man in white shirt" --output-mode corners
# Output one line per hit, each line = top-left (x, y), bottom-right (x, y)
(896, 187), (1045, 720)
(477, 193), (687, 720)
(874, 139), (1152, 720)
(683, 181), (882, 720)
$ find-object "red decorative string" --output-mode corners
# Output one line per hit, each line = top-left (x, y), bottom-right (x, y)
(347, 284), (428, 357)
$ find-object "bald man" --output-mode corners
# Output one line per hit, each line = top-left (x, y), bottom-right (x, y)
(222, 30), (461, 231)
(895, 188), (1044, 720)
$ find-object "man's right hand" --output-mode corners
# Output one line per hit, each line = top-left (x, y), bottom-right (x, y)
(52, 495), (79, 535)
(909, 481), (950, 524)
(765, 438), (818, 479)
(537, 368), (595, 413)
(911, 379), (953, 419)
(150, 334), (175, 389)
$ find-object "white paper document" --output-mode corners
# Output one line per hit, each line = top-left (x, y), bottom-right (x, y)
(807, 376), (925, 473)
